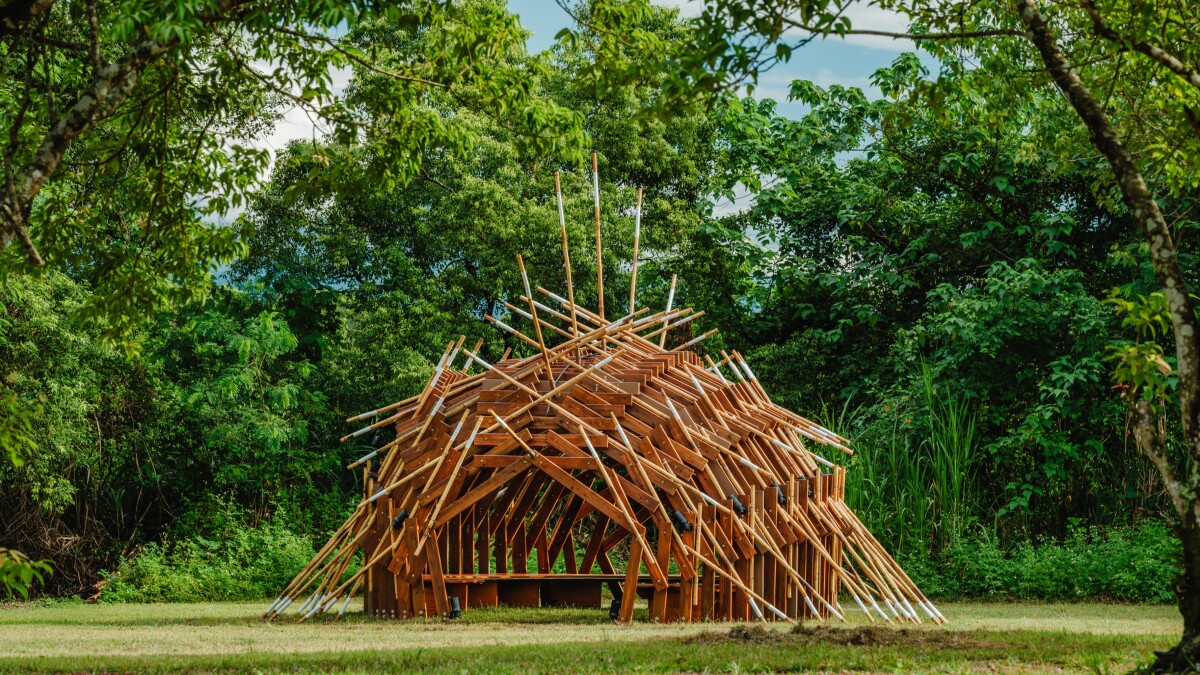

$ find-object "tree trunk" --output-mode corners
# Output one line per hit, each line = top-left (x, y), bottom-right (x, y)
(1165, 520), (1200, 672)
(1015, 1), (1200, 670)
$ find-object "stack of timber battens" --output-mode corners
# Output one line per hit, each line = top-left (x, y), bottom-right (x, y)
(265, 163), (944, 627)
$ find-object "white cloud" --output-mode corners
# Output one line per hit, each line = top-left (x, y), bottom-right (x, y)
(743, 68), (876, 105)
(251, 64), (354, 165)
(810, 68), (873, 90)
(258, 105), (325, 157)
(211, 63), (352, 223)
(655, 0), (912, 51)
(710, 182), (754, 217)
(657, 0), (705, 18)
(834, 3), (911, 50)
(748, 71), (795, 102)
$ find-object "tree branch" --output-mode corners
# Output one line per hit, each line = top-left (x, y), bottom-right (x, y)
(1132, 399), (1185, 518)
(780, 17), (1020, 41)
(1079, 0), (1200, 93)
(418, 167), (450, 192)
(0, 35), (176, 261)
(32, 34), (87, 52)
(86, 0), (99, 70)
(266, 25), (451, 90)
(13, 221), (41, 265)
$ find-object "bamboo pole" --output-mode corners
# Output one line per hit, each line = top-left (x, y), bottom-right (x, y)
(629, 187), (643, 314)
(592, 152), (604, 320)
(670, 328), (719, 353)
(516, 254), (554, 378)
(555, 171), (580, 338)
(658, 274), (676, 348)
(641, 310), (703, 340)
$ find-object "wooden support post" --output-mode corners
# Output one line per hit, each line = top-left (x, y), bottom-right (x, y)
(406, 527), (426, 619)
(427, 530), (450, 619)
(493, 521), (508, 574)
(650, 518), (671, 622)
(618, 538), (642, 623)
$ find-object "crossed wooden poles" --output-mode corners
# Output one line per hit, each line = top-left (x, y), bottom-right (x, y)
(265, 156), (943, 625)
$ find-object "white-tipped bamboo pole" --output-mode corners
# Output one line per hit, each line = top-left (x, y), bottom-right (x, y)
(670, 328), (719, 353)
(555, 171), (580, 337)
(629, 187), (643, 314)
(659, 274), (676, 348)
(593, 152), (604, 320)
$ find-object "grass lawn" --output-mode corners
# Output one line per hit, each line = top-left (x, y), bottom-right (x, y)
(0, 599), (1179, 673)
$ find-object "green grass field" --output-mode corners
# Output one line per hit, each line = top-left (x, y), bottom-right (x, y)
(0, 600), (1179, 673)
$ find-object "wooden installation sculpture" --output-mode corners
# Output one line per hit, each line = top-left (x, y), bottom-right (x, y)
(266, 155), (943, 626)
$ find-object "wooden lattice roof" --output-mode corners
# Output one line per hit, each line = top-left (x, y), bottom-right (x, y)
(266, 158), (941, 626)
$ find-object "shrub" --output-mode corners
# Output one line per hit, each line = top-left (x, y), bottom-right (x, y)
(100, 512), (316, 603)
(902, 520), (1178, 603)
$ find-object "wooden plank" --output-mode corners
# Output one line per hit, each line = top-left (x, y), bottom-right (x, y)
(497, 579), (541, 607)
(542, 579), (602, 608)
(650, 518), (671, 622)
(545, 431), (593, 458)
(406, 527), (427, 618)
(475, 433), (610, 448)
(505, 474), (550, 542)
(476, 510), (491, 575)
(554, 412), (619, 430)
(478, 389), (532, 403)
(527, 482), (568, 544)
(579, 515), (610, 574)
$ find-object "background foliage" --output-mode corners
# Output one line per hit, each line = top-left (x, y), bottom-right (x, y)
(0, 1), (1185, 602)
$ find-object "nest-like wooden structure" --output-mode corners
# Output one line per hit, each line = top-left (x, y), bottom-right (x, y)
(266, 160), (942, 626)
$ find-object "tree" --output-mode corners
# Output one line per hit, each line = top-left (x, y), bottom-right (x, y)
(692, 0), (1200, 667)
(0, 0), (588, 342)
(233, 2), (726, 359)
(708, 68), (1154, 537)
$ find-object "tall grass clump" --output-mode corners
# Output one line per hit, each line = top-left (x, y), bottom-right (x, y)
(817, 372), (1175, 604)
(820, 364), (978, 556)
(921, 362), (977, 548)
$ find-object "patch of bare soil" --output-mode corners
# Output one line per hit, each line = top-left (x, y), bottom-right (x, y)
(683, 623), (1002, 650)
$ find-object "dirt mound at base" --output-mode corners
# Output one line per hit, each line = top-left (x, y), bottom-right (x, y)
(684, 623), (1001, 650)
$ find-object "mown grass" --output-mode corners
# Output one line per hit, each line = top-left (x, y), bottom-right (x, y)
(0, 600), (1179, 673)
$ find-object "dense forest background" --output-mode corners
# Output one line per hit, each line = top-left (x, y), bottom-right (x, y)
(0, 1), (1189, 603)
